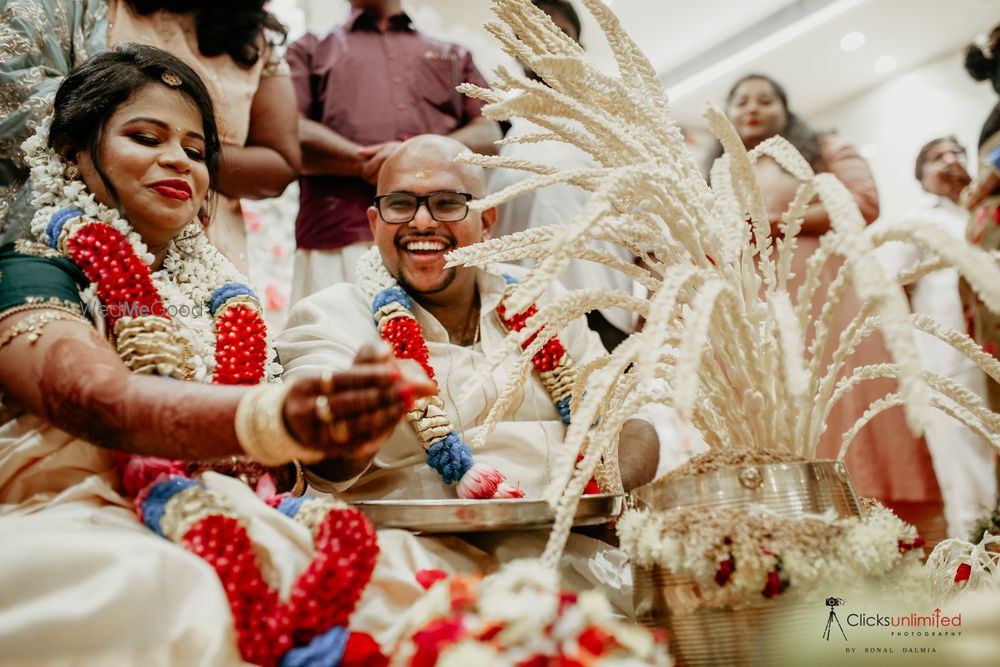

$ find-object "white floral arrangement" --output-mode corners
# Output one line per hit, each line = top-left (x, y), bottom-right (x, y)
(442, 0), (1000, 570)
(391, 560), (669, 666)
(618, 500), (925, 608)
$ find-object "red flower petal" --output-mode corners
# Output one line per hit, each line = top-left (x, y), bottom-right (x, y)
(762, 570), (784, 598)
(340, 631), (388, 667)
(714, 556), (735, 587)
(578, 626), (615, 657)
(411, 618), (466, 667)
(514, 656), (548, 667)
(476, 622), (504, 642)
(416, 569), (449, 590)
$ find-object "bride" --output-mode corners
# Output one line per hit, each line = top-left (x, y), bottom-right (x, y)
(0, 44), (432, 667)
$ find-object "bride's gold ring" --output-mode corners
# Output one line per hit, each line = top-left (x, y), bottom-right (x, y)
(328, 419), (349, 444)
(314, 394), (333, 423)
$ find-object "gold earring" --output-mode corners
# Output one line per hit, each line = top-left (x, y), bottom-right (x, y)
(65, 165), (79, 180)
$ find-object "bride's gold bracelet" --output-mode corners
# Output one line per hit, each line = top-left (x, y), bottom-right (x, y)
(235, 384), (327, 466)
(0, 310), (89, 352)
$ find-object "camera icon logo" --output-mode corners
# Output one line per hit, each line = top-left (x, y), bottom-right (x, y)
(823, 597), (848, 641)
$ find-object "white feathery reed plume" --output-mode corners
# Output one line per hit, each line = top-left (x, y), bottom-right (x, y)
(447, 0), (1000, 569)
(925, 532), (1000, 603)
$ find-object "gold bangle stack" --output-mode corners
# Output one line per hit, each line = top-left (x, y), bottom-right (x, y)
(235, 384), (326, 466)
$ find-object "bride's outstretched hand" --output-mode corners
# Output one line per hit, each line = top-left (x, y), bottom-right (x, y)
(283, 341), (435, 461)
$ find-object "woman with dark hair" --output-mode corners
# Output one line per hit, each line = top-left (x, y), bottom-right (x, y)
(715, 73), (947, 548)
(961, 25), (1000, 413)
(713, 73), (879, 222)
(0, 0), (301, 274)
(0, 44), (431, 665)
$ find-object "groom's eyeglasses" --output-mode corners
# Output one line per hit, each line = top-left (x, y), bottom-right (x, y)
(374, 191), (473, 224)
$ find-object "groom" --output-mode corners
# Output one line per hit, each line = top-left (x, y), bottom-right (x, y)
(276, 134), (659, 642)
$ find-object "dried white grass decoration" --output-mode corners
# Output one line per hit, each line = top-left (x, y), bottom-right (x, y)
(926, 532), (1000, 603)
(449, 0), (1000, 568)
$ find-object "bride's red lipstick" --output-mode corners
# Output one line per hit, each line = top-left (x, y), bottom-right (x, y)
(150, 179), (192, 201)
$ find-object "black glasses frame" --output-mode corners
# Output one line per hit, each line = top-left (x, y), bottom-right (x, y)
(373, 191), (474, 224)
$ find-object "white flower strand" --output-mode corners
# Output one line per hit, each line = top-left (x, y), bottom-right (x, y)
(617, 501), (923, 608)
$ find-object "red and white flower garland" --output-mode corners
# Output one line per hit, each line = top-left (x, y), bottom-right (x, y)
(24, 125), (384, 666)
(618, 500), (926, 607)
(356, 248), (602, 499)
(138, 480), (384, 667)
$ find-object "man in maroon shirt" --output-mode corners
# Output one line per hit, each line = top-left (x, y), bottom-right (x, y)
(286, 0), (501, 303)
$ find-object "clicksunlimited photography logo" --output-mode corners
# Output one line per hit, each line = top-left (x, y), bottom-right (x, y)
(822, 596), (848, 641)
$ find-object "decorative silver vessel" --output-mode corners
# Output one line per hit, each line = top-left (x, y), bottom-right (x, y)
(630, 460), (862, 666)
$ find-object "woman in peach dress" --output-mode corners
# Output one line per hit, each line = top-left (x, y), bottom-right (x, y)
(719, 73), (946, 547)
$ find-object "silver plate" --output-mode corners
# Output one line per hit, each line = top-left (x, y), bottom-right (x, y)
(350, 494), (624, 533)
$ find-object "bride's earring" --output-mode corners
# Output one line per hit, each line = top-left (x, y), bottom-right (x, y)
(65, 164), (79, 180)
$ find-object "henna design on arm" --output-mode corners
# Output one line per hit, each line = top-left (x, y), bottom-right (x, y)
(0, 311), (247, 460)
(38, 336), (246, 459)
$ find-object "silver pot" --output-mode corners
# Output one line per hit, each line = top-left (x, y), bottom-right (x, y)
(629, 460), (862, 666)
(629, 460), (862, 519)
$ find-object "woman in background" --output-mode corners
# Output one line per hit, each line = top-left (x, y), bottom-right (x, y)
(1, 0), (301, 274)
(717, 73), (946, 548)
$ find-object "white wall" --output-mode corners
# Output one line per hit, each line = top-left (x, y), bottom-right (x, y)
(811, 49), (995, 225)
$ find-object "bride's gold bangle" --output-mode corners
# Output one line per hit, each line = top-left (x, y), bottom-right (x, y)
(235, 384), (326, 466)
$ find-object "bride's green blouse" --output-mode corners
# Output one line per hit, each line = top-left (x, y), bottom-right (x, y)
(0, 243), (93, 323)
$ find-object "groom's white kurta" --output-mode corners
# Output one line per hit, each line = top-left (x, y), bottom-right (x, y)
(276, 266), (634, 645)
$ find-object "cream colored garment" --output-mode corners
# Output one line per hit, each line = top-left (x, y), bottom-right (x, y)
(276, 266), (634, 646)
(0, 412), (314, 667)
(876, 193), (997, 537)
(107, 0), (276, 274)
